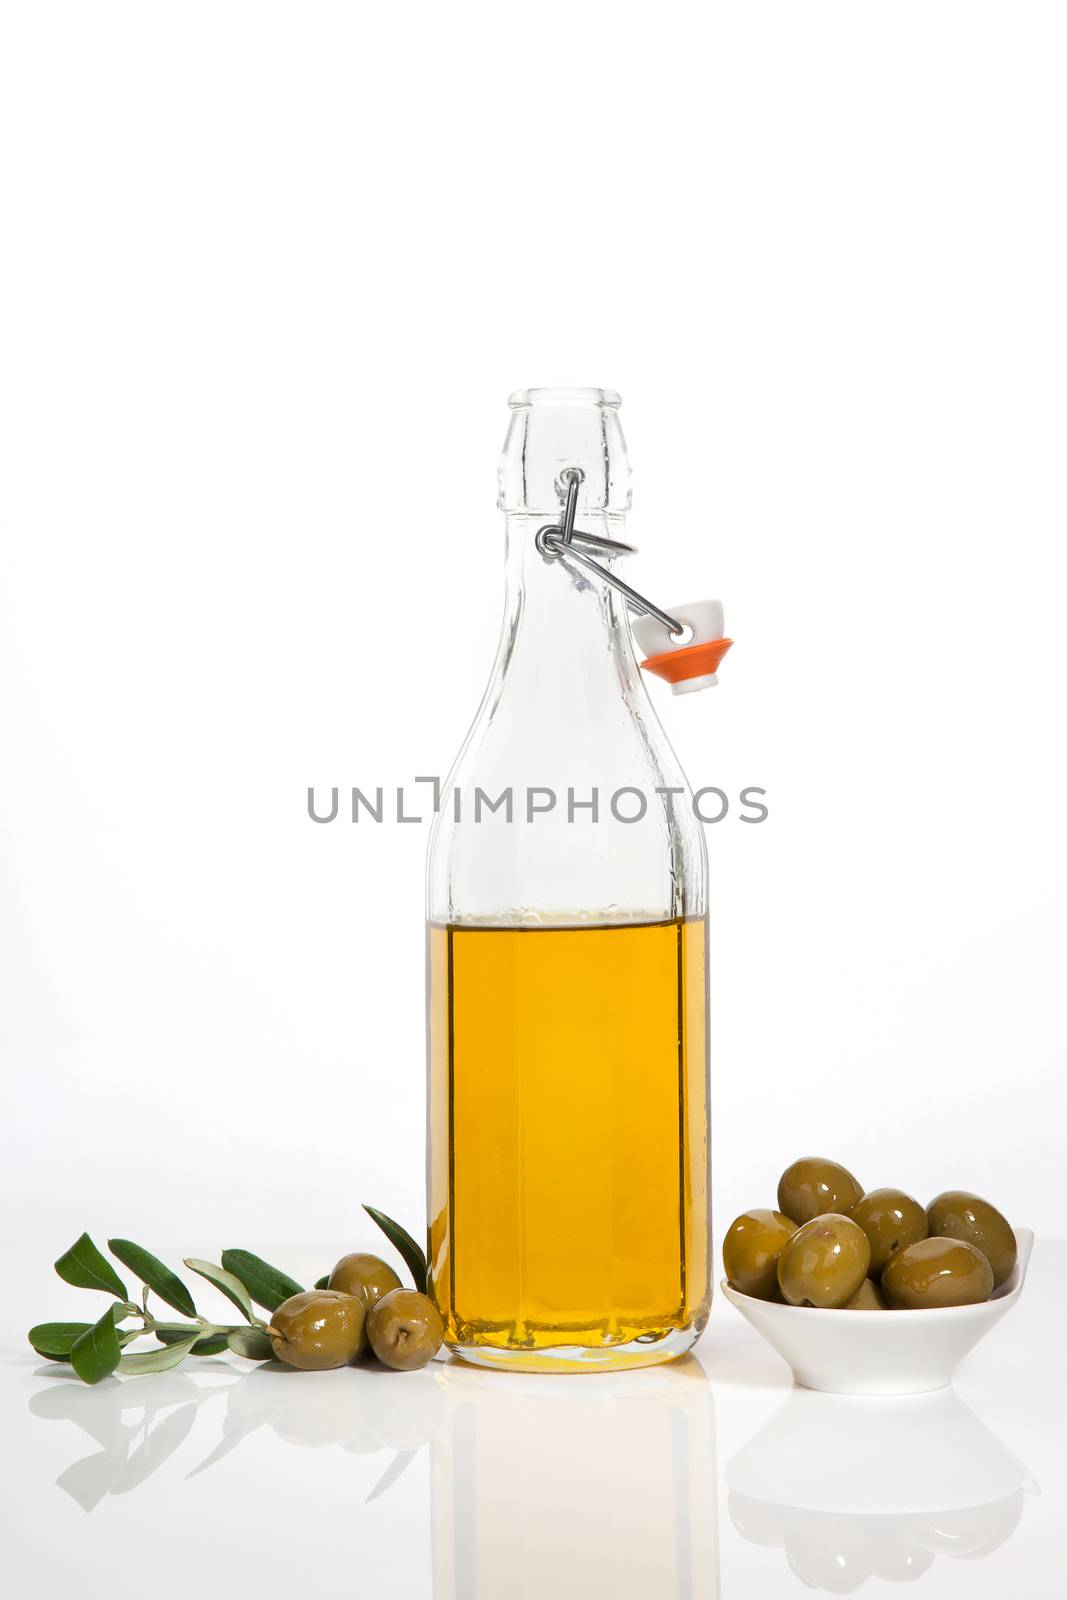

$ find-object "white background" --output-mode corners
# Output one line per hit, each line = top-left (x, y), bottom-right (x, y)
(2, 0), (1065, 1268)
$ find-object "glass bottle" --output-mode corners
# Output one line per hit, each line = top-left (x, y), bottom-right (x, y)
(427, 387), (710, 1371)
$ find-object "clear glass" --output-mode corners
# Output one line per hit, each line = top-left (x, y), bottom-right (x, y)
(426, 388), (710, 1371)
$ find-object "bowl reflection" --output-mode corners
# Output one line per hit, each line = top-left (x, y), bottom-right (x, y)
(726, 1386), (1034, 1592)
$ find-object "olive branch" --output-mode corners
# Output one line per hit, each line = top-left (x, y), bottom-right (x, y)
(28, 1206), (426, 1384)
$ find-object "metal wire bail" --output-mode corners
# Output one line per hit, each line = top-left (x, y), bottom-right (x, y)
(535, 468), (684, 636)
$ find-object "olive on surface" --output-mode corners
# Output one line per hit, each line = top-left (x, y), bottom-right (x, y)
(723, 1209), (797, 1300)
(926, 1190), (1017, 1288)
(851, 1188), (928, 1275)
(882, 1237), (994, 1309)
(842, 1276), (886, 1310)
(367, 1288), (444, 1371)
(777, 1157), (864, 1226)
(328, 1252), (402, 1309)
(268, 1290), (367, 1370)
(776, 1214), (871, 1308)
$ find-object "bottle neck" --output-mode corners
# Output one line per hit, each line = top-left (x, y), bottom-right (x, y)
(498, 388), (631, 518)
(501, 513), (640, 692)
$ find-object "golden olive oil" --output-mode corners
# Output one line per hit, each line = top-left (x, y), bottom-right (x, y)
(427, 917), (709, 1364)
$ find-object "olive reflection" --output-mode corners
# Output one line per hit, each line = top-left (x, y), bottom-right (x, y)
(726, 1388), (1032, 1593)
(28, 1359), (445, 1512)
(430, 1356), (717, 1600)
(29, 1368), (223, 1512)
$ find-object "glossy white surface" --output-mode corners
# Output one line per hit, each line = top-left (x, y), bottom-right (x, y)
(3, 1241), (1063, 1597)
(722, 1228), (1033, 1395)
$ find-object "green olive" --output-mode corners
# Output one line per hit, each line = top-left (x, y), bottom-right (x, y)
(776, 1214), (871, 1307)
(268, 1290), (367, 1370)
(777, 1158), (864, 1226)
(926, 1191), (1017, 1288)
(327, 1252), (402, 1309)
(851, 1188), (929, 1275)
(367, 1288), (443, 1371)
(723, 1209), (797, 1299)
(842, 1277), (887, 1310)
(882, 1237), (994, 1309)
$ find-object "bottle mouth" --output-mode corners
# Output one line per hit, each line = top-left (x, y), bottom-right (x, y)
(508, 386), (622, 411)
(499, 388), (631, 513)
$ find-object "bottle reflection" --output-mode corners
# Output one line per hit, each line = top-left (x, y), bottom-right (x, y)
(726, 1387), (1034, 1592)
(430, 1356), (717, 1599)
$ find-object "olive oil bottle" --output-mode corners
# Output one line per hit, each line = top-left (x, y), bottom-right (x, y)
(427, 390), (712, 1371)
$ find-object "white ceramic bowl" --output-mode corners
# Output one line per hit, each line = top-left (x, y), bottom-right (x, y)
(720, 1227), (1033, 1395)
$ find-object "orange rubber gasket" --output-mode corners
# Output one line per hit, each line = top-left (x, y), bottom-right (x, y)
(640, 636), (733, 684)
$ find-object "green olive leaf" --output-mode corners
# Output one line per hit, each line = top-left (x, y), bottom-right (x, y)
(226, 1327), (274, 1361)
(363, 1205), (427, 1294)
(155, 1326), (230, 1355)
(54, 1233), (129, 1302)
(70, 1305), (122, 1385)
(107, 1239), (197, 1317)
(220, 1250), (303, 1312)
(187, 1334), (231, 1356)
(28, 1321), (94, 1360)
(183, 1259), (255, 1322)
(30, 1320), (139, 1363)
(118, 1334), (201, 1374)
(314, 1275), (330, 1290)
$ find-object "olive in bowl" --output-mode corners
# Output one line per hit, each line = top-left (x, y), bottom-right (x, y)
(882, 1237), (995, 1310)
(852, 1188), (928, 1276)
(723, 1209), (797, 1300)
(777, 1158), (864, 1227)
(842, 1277), (887, 1310)
(776, 1214), (871, 1308)
(927, 1191), (1017, 1289)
